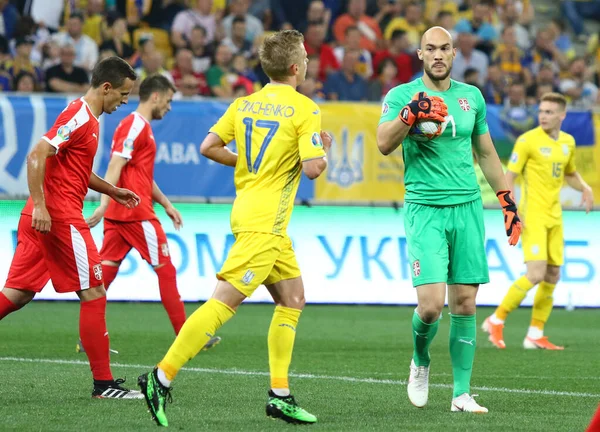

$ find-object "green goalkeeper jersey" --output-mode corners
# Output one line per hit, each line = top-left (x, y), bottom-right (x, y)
(379, 78), (489, 206)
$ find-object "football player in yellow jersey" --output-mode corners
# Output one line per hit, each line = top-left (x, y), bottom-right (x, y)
(483, 93), (593, 350)
(137, 30), (331, 427)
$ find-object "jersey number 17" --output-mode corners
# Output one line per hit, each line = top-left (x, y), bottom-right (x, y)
(242, 117), (280, 174)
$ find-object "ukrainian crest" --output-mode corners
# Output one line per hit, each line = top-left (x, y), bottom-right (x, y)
(540, 147), (552, 157)
(413, 260), (421, 277)
(562, 144), (569, 155)
(161, 243), (169, 257)
(242, 270), (255, 285)
(458, 98), (470, 111)
(93, 264), (103, 281)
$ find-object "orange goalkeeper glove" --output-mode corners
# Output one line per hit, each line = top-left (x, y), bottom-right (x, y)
(399, 92), (448, 127)
(496, 190), (522, 246)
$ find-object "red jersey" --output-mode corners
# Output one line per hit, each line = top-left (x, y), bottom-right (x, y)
(22, 97), (99, 223)
(104, 111), (157, 222)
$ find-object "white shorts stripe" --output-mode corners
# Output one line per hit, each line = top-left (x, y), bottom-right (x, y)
(141, 221), (159, 266)
(70, 225), (90, 290)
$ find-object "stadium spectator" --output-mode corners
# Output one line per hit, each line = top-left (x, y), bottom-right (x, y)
(526, 60), (559, 104)
(371, 0), (401, 37)
(298, 0), (332, 36)
(129, 35), (155, 69)
(304, 20), (339, 81)
(495, 0), (531, 51)
(384, 2), (426, 51)
(174, 73), (204, 98)
(171, 48), (209, 96)
(372, 29), (413, 83)
(492, 26), (526, 84)
(463, 67), (483, 93)
(333, 25), (373, 79)
(522, 28), (569, 76)
(547, 18), (575, 61)
(13, 70), (36, 92)
(222, 16), (253, 58)
(270, 0), (312, 30)
(0, 0), (19, 40)
(82, 0), (108, 46)
(2, 36), (43, 89)
(135, 50), (174, 88)
(298, 76), (326, 101)
(325, 50), (367, 101)
(187, 25), (213, 73)
(231, 53), (260, 93)
(437, 10), (457, 41)
(171, 0), (218, 49)
(45, 43), (89, 93)
(304, 53), (326, 96)
(222, 0), (264, 42)
(19, 0), (62, 33)
(9, 15), (49, 65)
(248, 0), (272, 28)
(367, 57), (399, 101)
(40, 39), (60, 70)
(333, 0), (381, 53)
(206, 42), (234, 97)
(500, 82), (537, 141)
(454, 0), (497, 57)
(484, 64), (508, 104)
(52, 12), (99, 73)
(559, 57), (600, 109)
(561, 0), (600, 38)
(99, 15), (134, 62)
(451, 31), (488, 87)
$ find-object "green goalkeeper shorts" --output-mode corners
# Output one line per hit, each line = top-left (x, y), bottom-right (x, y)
(403, 197), (490, 287)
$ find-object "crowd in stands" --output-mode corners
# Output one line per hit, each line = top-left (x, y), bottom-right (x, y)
(1, 0), (600, 121)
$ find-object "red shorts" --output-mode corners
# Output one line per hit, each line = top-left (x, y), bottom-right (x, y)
(100, 219), (171, 266)
(5, 214), (103, 293)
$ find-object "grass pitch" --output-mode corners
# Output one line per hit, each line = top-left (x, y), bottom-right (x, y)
(0, 302), (598, 431)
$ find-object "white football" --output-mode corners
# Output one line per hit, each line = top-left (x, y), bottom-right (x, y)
(409, 120), (441, 142)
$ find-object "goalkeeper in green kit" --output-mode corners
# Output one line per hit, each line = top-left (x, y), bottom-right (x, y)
(377, 27), (523, 413)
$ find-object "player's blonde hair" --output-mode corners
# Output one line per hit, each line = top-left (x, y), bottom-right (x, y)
(259, 30), (305, 81)
(540, 92), (567, 110)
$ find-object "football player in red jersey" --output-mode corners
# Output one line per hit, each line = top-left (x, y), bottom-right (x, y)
(85, 74), (221, 349)
(0, 57), (144, 399)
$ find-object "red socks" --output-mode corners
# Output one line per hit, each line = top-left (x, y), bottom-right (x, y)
(0, 292), (20, 320)
(155, 263), (186, 334)
(79, 296), (113, 381)
(101, 264), (119, 290)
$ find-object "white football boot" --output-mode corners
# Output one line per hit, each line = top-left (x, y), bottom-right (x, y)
(407, 359), (429, 408)
(451, 393), (488, 413)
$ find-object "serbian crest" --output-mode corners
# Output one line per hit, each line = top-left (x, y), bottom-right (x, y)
(458, 98), (470, 111)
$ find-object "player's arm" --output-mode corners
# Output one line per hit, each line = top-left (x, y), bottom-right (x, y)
(565, 171), (593, 213)
(200, 133), (237, 167)
(88, 171), (140, 209)
(153, 181), (183, 230)
(298, 105), (330, 179)
(377, 91), (447, 155)
(86, 155), (129, 227)
(302, 131), (332, 179)
(27, 139), (57, 234)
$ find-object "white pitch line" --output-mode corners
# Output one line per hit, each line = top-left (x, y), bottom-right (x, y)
(1, 357), (599, 399)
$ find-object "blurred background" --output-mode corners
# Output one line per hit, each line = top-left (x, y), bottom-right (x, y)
(0, 0), (598, 307)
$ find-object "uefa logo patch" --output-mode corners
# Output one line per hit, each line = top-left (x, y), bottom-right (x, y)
(311, 132), (323, 148)
(57, 125), (71, 141)
(413, 260), (421, 277)
(124, 138), (134, 152)
(458, 98), (470, 111)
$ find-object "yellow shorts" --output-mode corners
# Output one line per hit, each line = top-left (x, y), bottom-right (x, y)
(217, 232), (301, 297)
(522, 222), (564, 266)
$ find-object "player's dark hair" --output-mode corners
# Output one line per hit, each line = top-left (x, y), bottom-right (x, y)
(139, 74), (177, 102)
(259, 30), (305, 81)
(90, 56), (137, 89)
(540, 92), (567, 110)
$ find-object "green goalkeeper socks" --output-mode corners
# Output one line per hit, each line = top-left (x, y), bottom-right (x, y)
(449, 314), (477, 398)
(412, 310), (439, 367)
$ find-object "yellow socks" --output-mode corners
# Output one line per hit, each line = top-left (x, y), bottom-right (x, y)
(531, 281), (556, 330)
(495, 276), (535, 321)
(158, 298), (234, 381)
(268, 305), (301, 391)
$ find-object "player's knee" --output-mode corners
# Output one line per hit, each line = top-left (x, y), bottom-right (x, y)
(279, 293), (305, 310)
(544, 268), (560, 284)
(418, 304), (443, 323)
(526, 268), (546, 285)
(3, 288), (35, 307)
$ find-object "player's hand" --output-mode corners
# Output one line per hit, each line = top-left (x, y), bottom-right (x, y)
(165, 204), (183, 231)
(581, 186), (593, 213)
(32, 204), (51, 234)
(111, 187), (140, 209)
(320, 131), (332, 152)
(399, 92), (448, 126)
(496, 190), (522, 246)
(86, 204), (107, 228)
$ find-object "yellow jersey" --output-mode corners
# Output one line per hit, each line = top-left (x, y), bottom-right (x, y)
(507, 126), (576, 223)
(210, 83), (326, 235)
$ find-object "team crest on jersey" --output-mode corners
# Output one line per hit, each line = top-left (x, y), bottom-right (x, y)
(161, 243), (170, 257)
(562, 144), (569, 155)
(93, 264), (103, 281)
(241, 270), (255, 285)
(458, 98), (470, 111)
(382, 102), (389, 115)
(540, 147), (552, 157)
(413, 260), (421, 277)
(57, 125), (72, 141)
(311, 132), (323, 148)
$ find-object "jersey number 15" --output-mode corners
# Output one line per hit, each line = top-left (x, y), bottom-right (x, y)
(242, 117), (280, 174)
